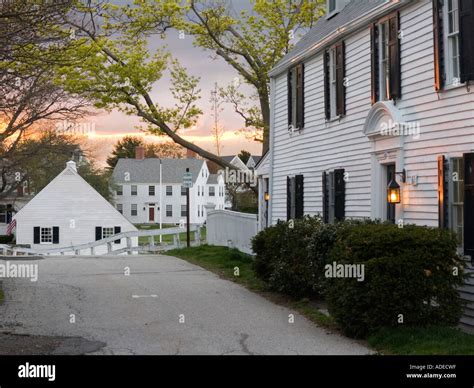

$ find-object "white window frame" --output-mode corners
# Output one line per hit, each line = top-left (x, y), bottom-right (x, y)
(102, 227), (114, 239)
(166, 186), (173, 196)
(209, 186), (215, 197)
(378, 21), (390, 101)
(40, 227), (53, 244)
(444, 0), (461, 86)
(449, 157), (464, 247)
(117, 204), (123, 214)
(329, 47), (338, 119)
(166, 204), (173, 217)
(149, 185), (155, 196)
(131, 185), (137, 196)
(131, 204), (138, 216)
(181, 204), (187, 217)
(116, 185), (123, 196)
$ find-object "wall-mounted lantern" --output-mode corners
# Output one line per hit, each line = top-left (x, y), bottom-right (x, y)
(264, 192), (270, 202)
(387, 169), (406, 205)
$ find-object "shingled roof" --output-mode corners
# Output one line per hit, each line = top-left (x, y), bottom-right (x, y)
(270, 0), (394, 76)
(112, 158), (205, 184)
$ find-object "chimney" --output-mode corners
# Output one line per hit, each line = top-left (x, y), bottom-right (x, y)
(66, 160), (77, 172)
(135, 146), (145, 160)
(186, 149), (197, 159)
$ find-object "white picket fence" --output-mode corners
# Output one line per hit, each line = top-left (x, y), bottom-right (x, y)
(0, 226), (201, 257)
(206, 210), (258, 255)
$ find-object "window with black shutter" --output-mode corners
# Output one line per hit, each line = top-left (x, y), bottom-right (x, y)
(286, 176), (304, 220)
(433, 0), (445, 91)
(438, 155), (448, 228)
(334, 169), (346, 221)
(464, 153), (474, 258)
(95, 226), (102, 241)
(324, 41), (346, 119)
(33, 226), (40, 244)
(114, 226), (121, 244)
(295, 175), (304, 219)
(371, 12), (401, 103)
(287, 176), (293, 221)
(287, 63), (304, 130)
(52, 227), (59, 244)
(322, 172), (329, 223)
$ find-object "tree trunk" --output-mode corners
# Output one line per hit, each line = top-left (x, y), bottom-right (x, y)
(259, 92), (270, 155)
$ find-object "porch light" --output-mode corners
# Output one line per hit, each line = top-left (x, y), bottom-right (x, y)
(264, 192), (270, 202)
(387, 179), (401, 204)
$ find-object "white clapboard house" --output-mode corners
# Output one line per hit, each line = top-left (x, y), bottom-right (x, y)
(266, 0), (474, 328)
(111, 148), (226, 225)
(13, 161), (137, 254)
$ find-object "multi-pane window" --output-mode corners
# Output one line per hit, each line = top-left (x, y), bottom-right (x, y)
(149, 185), (155, 196)
(287, 63), (304, 130)
(131, 204), (138, 216)
(117, 204), (123, 214)
(131, 185), (137, 196)
(328, 0), (336, 14)
(166, 186), (172, 196)
(379, 21), (390, 101)
(40, 227), (53, 244)
(181, 205), (187, 217)
(181, 186), (187, 196)
(446, 0), (461, 85)
(102, 227), (114, 239)
(209, 186), (215, 196)
(166, 205), (173, 217)
(0, 204), (11, 223)
(451, 158), (464, 246)
(116, 185), (123, 196)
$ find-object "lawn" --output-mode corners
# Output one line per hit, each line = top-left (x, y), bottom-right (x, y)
(166, 245), (474, 356)
(135, 224), (206, 245)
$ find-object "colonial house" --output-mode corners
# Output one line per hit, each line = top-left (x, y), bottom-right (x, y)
(256, 151), (270, 231)
(13, 161), (137, 254)
(111, 148), (226, 225)
(266, 0), (474, 328)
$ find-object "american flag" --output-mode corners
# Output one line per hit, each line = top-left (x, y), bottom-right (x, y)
(6, 219), (16, 236)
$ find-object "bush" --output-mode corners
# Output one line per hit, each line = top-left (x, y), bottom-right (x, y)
(325, 223), (465, 338)
(0, 235), (13, 244)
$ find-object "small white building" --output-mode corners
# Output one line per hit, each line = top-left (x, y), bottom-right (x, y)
(111, 151), (226, 225)
(14, 161), (137, 254)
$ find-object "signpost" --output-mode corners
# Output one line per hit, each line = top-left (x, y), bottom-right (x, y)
(182, 169), (193, 247)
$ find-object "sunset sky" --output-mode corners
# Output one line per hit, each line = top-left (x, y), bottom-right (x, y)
(81, 0), (264, 164)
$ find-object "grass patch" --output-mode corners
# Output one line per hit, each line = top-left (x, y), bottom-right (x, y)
(166, 245), (336, 330)
(368, 326), (474, 355)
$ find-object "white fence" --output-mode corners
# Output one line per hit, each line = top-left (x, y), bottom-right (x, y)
(206, 210), (258, 255)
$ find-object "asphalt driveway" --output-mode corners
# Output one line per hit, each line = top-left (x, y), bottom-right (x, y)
(0, 254), (371, 355)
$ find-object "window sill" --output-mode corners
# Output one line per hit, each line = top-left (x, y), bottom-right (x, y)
(440, 82), (467, 92)
(326, 115), (343, 123)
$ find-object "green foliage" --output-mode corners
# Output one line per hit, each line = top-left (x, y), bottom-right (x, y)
(106, 136), (144, 170)
(0, 235), (14, 244)
(238, 150), (251, 164)
(325, 223), (465, 338)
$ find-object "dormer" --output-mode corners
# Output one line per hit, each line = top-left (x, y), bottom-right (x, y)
(326, 0), (351, 19)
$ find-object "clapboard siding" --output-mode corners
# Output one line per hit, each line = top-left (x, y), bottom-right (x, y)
(270, 0), (474, 225)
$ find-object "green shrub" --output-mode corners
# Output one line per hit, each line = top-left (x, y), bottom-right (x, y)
(325, 223), (466, 338)
(0, 235), (13, 244)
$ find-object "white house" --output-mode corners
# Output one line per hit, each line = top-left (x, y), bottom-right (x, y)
(14, 161), (137, 254)
(255, 151), (270, 231)
(111, 148), (226, 225)
(267, 0), (474, 329)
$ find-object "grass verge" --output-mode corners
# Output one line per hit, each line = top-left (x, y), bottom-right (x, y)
(166, 245), (473, 355)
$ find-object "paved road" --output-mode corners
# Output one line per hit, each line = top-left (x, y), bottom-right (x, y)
(0, 255), (371, 355)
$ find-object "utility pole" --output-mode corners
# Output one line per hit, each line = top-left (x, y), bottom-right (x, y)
(186, 168), (190, 248)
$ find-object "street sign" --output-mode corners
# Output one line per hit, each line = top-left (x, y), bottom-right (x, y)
(183, 171), (193, 188)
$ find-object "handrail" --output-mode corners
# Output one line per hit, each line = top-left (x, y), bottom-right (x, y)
(0, 226), (201, 256)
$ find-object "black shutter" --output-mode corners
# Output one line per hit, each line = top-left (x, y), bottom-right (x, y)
(114, 226), (121, 244)
(287, 177), (292, 221)
(433, 0), (445, 91)
(389, 12), (401, 100)
(296, 63), (304, 129)
(95, 226), (102, 241)
(287, 69), (293, 127)
(460, 0), (474, 83)
(322, 172), (329, 223)
(323, 49), (331, 120)
(33, 227), (40, 244)
(370, 23), (379, 104)
(464, 153), (474, 258)
(335, 41), (346, 116)
(52, 227), (59, 244)
(438, 155), (448, 228)
(334, 169), (345, 221)
(295, 175), (304, 219)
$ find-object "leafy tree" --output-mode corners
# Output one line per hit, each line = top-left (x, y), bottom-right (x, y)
(106, 136), (144, 170)
(238, 150), (251, 165)
(145, 142), (186, 159)
(185, 0), (325, 153)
